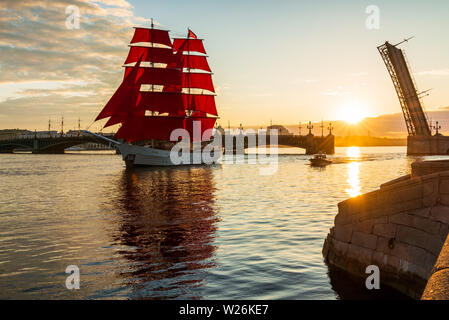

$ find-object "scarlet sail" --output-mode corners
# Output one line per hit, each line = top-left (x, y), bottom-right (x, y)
(178, 54), (211, 72)
(130, 27), (172, 47)
(182, 94), (217, 115)
(136, 92), (217, 115)
(124, 46), (174, 65)
(95, 56), (144, 122)
(95, 25), (218, 143)
(173, 38), (206, 54)
(183, 72), (215, 92)
(115, 116), (216, 142)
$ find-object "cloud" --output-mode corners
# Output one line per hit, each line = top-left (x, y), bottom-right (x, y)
(0, 0), (154, 130)
(416, 69), (449, 76)
(93, 0), (133, 8)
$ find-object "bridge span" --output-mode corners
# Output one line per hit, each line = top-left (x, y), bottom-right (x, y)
(0, 135), (116, 154)
(0, 131), (334, 155)
(222, 133), (334, 155)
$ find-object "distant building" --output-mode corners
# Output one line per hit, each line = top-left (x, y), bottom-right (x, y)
(267, 125), (292, 135)
(0, 129), (27, 140)
(65, 130), (90, 137)
(18, 130), (58, 139)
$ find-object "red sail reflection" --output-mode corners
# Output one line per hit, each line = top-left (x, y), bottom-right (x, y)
(112, 167), (218, 299)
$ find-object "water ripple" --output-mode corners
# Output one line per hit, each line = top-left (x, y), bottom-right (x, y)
(0, 147), (431, 299)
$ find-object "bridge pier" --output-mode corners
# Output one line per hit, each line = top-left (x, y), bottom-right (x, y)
(408, 135), (449, 155)
(32, 138), (39, 154)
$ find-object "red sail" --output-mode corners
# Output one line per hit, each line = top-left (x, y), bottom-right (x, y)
(130, 28), (172, 47)
(125, 46), (174, 65)
(179, 55), (211, 72)
(186, 117), (216, 141)
(103, 88), (141, 127)
(136, 92), (217, 115)
(115, 116), (216, 142)
(115, 116), (183, 142)
(173, 38), (206, 54)
(105, 115), (127, 127)
(96, 56), (144, 121)
(183, 94), (217, 115)
(183, 73), (215, 92)
(136, 91), (184, 114)
(138, 67), (182, 86)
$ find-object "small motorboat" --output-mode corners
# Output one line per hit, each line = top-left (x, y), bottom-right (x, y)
(309, 154), (332, 166)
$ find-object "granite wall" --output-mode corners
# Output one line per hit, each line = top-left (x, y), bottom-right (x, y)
(323, 161), (449, 299)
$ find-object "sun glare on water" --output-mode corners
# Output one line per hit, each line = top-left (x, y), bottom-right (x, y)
(346, 146), (360, 158)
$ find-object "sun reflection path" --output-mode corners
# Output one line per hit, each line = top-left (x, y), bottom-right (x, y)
(346, 146), (361, 158)
(345, 147), (361, 198)
(346, 162), (361, 197)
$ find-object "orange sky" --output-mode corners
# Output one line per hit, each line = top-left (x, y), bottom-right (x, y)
(1, 0), (449, 132)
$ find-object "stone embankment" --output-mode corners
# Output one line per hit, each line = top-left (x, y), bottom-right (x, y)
(323, 160), (449, 299)
(421, 234), (449, 299)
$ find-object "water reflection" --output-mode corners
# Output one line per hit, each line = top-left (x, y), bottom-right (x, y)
(327, 266), (410, 299)
(110, 167), (219, 299)
(344, 147), (361, 197)
(346, 146), (361, 158)
(345, 162), (361, 197)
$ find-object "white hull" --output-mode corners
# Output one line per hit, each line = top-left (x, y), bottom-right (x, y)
(116, 143), (221, 167)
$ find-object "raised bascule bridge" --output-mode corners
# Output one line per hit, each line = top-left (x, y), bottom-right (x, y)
(378, 38), (449, 155)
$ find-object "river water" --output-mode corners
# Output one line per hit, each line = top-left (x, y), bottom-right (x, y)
(0, 146), (446, 299)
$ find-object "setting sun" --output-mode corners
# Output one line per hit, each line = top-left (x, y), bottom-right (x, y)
(340, 101), (369, 124)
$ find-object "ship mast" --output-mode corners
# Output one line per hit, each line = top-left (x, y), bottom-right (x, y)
(150, 18), (154, 147)
(150, 18), (154, 114)
(186, 27), (191, 116)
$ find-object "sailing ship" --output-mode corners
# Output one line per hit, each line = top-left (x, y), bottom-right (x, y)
(93, 21), (220, 167)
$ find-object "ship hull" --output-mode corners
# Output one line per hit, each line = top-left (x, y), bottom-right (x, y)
(116, 143), (221, 167)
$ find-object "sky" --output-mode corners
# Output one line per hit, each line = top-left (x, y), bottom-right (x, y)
(1, 0), (449, 132)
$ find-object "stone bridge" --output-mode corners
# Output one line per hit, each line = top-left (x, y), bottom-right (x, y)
(0, 135), (116, 154)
